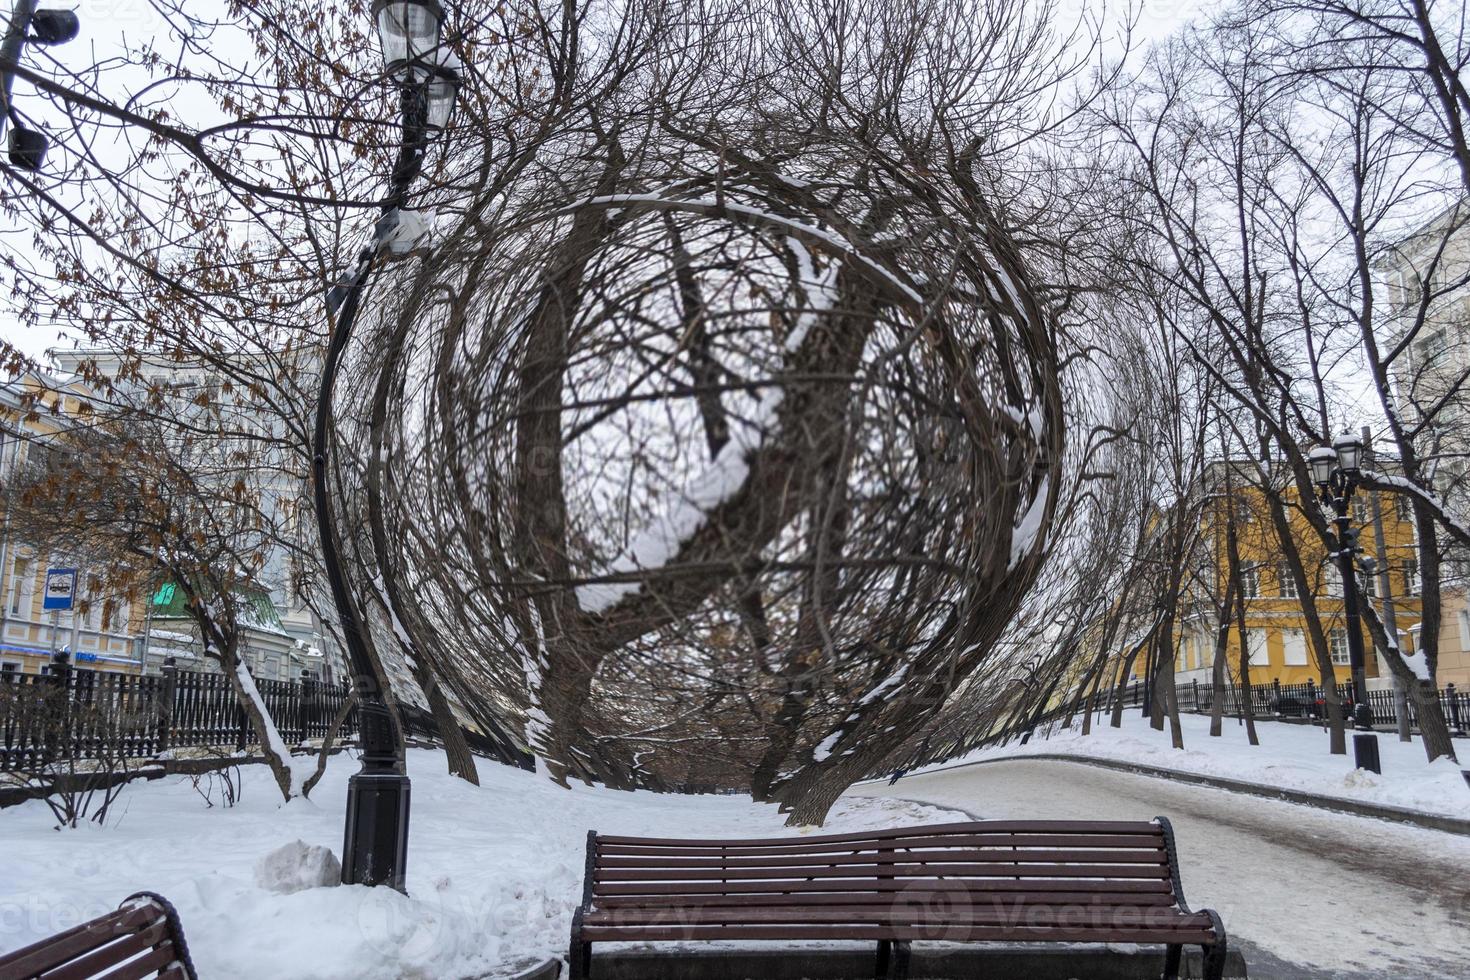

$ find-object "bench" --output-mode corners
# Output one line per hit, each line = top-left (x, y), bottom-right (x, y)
(569, 817), (1227, 980)
(0, 892), (198, 979)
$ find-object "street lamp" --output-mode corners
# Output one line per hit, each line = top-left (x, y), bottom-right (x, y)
(0, 0), (81, 171)
(313, 0), (458, 891)
(1309, 432), (1383, 775)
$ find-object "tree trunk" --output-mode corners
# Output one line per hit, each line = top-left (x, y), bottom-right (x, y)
(1262, 484), (1345, 754)
(302, 690), (356, 798)
(1110, 644), (1143, 729)
(1233, 587), (1259, 747)
(1409, 678), (1457, 763)
(423, 673), (479, 786)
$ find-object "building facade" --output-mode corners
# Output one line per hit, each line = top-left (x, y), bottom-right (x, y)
(1377, 198), (1470, 685)
(0, 366), (331, 682)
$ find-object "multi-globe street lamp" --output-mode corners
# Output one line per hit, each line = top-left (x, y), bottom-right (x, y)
(0, 0), (79, 170)
(1307, 433), (1383, 775)
(312, 0), (458, 890)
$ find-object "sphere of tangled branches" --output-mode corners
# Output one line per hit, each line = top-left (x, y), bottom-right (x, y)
(386, 147), (1064, 792)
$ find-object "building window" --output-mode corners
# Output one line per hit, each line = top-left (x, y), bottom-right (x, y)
(1458, 609), (1470, 651)
(1241, 565), (1261, 598)
(0, 661), (18, 675)
(1248, 629), (1270, 666)
(1329, 629), (1351, 666)
(1352, 495), (1369, 525)
(1278, 563), (1298, 599)
(1394, 494), (1414, 523)
(1282, 629), (1308, 665)
(1323, 563), (1342, 598)
(1417, 328), (1449, 367)
(1402, 558), (1419, 595)
(8, 556), (32, 616)
(1360, 568), (1377, 598)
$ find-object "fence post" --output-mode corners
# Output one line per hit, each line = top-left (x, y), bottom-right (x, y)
(44, 650), (72, 764)
(1272, 678), (1281, 714)
(235, 698), (249, 751)
(1448, 684), (1463, 735)
(156, 658), (178, 754)
(300, 670), (316, 742)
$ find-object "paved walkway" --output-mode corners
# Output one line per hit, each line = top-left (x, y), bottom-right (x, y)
(845, 758), (1470, 979)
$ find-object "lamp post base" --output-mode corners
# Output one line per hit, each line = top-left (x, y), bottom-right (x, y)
(1352, 733), (1382, 775)
(342, 770), (411, 891)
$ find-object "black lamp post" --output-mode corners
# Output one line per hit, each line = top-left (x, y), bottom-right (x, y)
(0, 0), (80, 170)
(314, 0), (458, 891)
(1308, 434), (1383, 775)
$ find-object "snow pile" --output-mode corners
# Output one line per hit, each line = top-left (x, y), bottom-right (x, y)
(254, 840), (342, 895)
(916, 710), (1470, 819)
(0, 748), (965, 979)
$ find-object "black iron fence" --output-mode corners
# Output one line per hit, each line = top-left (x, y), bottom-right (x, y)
(0, 665), (358, 773)
(0, 663), (539, 775)
(1105, 677), (1470, 735)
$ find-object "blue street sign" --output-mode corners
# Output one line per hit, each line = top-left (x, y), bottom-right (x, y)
(43, 568), (77, 611)
(75, 652), (96, 663)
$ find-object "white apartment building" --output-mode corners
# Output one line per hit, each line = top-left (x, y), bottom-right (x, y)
(1375, 197), (1470, 685)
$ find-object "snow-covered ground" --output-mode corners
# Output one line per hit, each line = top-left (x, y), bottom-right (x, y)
(906, 710), (1470, 819)
(850, 757), (1470, 979)
(0, 750), (962, 979)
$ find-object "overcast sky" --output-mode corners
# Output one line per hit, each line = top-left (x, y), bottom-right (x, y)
(0, 0), (1203, 369)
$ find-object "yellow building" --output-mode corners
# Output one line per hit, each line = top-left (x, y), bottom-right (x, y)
(0, 372), (154, 677)
(1122, 461), (1423, 692)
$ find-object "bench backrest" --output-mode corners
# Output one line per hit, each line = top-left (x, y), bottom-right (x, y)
(0, 892), (197, 980)
(586, 819), (1181, 912)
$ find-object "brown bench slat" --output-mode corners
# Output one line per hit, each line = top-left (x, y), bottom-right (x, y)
(595, 861), (1170, 883)
(579, 923), (1218, 944)
(593, 820), (1163, 849)
(593, 876), (1175, 897)
(592, 889), (1180, 909)
(91, 939), (178, 980)
(597, 832), (1165, 858)
(0, 906), (159, 977)
(596, 848), (1170, 870)
(42, 923), (169, 980)
(584, 905), (1214, 928)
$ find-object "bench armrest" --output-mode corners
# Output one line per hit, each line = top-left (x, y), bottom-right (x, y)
(580, 831), (598, 910)
(120, 891), (199, 980)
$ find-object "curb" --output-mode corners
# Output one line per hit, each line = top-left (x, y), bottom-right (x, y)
(879, 752), (1470, 836)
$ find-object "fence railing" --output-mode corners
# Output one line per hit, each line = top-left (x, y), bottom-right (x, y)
(0, 664), (534, 774)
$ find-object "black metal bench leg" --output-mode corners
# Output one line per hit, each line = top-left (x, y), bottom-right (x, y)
(889, 940), (911, 980)
(875, 940), (890, 978)
(569, 907), (591, 980)
(1202, 909), (1229, 980)
(1163, 943), (1182, 979)
(1202, 942), (1227, 980)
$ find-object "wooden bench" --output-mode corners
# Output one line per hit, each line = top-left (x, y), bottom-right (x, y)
(0, 892), (198, 979)
(570, 817), (1227, 980)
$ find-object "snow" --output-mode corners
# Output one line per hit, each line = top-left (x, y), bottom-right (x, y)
(575, 249), (840, 614)
(912, 709), (1470, 820)
(1007, 475), (1049, 570)
(254, 840), (342, 895)
(574, 397), (777, 612)
(0, 748), (965, 979)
